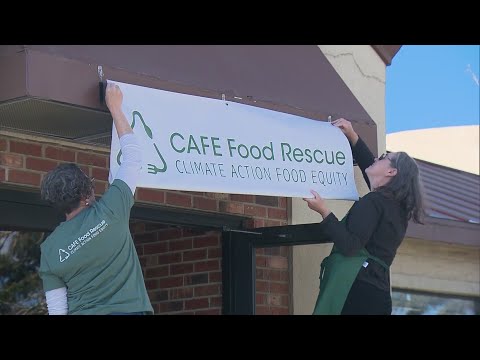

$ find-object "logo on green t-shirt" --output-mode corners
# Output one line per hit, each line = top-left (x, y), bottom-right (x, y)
(59, 249), (70, 262)
(58, 220), (109, 263)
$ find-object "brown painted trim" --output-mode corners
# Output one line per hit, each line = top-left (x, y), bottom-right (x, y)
(406, 216), (479, 247)
(24, 48), (276, 112)
(23, 48), (283, 112)
(0, 50), (27, 102)
(0, 45), (26, 56)
(23, 48), (378, 127)
(25, 49), (102, 110)
(1, 46), (379, 154)
(25, 49), (377, 154)
(371, 45), (402, 66)
(352, 121), (378, 157)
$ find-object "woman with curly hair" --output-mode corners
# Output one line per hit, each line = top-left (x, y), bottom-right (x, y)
(39, 83), (153, 315)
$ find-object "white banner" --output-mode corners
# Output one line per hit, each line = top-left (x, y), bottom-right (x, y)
(108, 80), (359, 200)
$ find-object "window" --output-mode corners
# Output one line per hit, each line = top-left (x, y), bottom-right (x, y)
(392, 289), (480, 315)
(0, 231), (48, 315)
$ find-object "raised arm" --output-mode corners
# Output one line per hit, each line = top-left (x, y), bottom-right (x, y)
(331, 118), (375, 190)
(106, 83), (133, 138)
(106, 83), (142, 195)
(331, 117), (359, 146)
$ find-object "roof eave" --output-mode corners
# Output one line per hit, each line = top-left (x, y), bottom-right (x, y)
(371, 45), (403, 66)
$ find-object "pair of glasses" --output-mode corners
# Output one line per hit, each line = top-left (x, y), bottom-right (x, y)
(379, 153), (397, 169)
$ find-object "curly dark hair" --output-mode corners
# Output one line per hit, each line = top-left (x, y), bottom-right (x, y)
(40, 163), (94, 214)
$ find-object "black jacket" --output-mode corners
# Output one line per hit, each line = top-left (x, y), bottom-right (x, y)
(319, 137), (407, 292)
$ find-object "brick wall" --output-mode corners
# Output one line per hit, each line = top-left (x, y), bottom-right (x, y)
(132, 222), (223, 314)
(255, 246), (290, 314)
(0, 134), (290, 314)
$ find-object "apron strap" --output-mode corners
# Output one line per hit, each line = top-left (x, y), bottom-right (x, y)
(363, 249), (389, 270)
(340, 214), (390, 271)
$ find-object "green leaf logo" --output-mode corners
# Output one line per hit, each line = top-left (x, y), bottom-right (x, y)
(116, 111), (167, 174)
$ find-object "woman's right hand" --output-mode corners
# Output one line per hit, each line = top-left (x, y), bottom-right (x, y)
(303, 190), (331, 219)
(331, 118), (359, 145)
(105, 83), (123, 113)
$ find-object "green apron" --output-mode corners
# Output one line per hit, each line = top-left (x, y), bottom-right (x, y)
(312, 246), (389, 315)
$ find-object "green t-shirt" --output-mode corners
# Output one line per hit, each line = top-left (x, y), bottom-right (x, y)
(39, 179), (153, 315)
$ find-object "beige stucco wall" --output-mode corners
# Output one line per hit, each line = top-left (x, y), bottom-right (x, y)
(291, 45), (386, 314)
(386, 126), (480, 175)
(392, 238), (480, 297)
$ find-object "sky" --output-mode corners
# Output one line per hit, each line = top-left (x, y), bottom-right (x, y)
(385, 45), (479, 134)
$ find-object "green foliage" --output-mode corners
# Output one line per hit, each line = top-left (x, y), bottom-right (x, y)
(0, 231), (48, 315)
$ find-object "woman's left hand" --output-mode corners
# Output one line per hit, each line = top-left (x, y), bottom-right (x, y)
(303, 190), (331, 219)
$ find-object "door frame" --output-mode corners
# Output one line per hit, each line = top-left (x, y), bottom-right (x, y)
(0, 186), (248, 231)
(222, 223), (332, 314)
